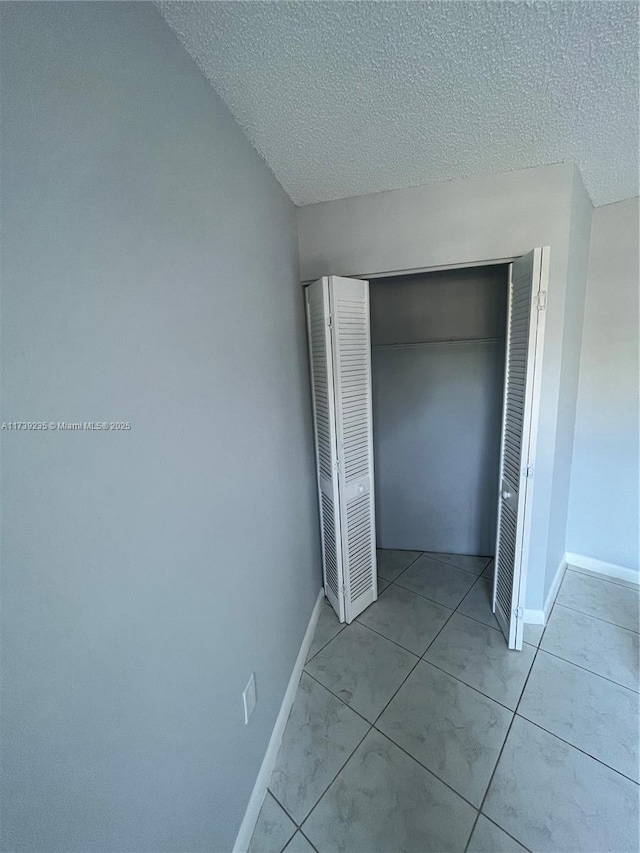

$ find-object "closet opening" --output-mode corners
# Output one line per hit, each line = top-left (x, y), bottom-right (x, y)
(369, 264), (509, 569)
(305, 248), (549, 649)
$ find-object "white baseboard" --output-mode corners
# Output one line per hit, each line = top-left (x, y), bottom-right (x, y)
(523, 608), (545, 625)
(543, 554), (567, 623)
(565, 552), (639, 587)
(233, 588), (324, 853)
(524, 553), (639, 628)
(523, 554), (567, 626)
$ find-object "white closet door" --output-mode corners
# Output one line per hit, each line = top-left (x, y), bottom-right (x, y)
(305, 278), (345, 621)
(305, 276), (377, 623)
(329, 277), (377, 622)
(493, 247), (549, 649)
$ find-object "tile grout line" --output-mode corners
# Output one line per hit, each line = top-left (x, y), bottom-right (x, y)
(366, 571), (539, 712)
(283, 554), (635, 852)
(298, 717), (509, 849)
(309, 599), (546, 851)
(487, 597), (640, 833)
(551, 599), (640, 635)
(567, 565), (640, 591)
(462, 615), (544, 852)
(393, 574), (481, 614)
(462, 636), (542, 853)
(297, 723), (373, 839)
(299, 591), (490, 832)
(388, 572), (542, 648)
(422, 552), (494, 575)
(314, 550), (501, 686)
(303, 602), (347, 665)
(354, 617), (439, 658)
(538, 645), (639, 694)
(372, 578), (467, 719)
(305, 598), (493, 730)
(416, 656), (516, 714)
(298, 829), (318, 853)
(266, 789), (301, 839)
(304, 579), (497, 815)
(304, 558), (540, 784)
(264, 670), (374, 844)
(515, 711), (640, 786)
(376, 548), (424, 584)
(290, 554), (635, 852)
(481, 814), (535, 853)
(387, 550), (491, 589)
(368, 725), (483, 813)
(370, 652), (423, 727)
(304, 625), (346, 665)
(305, 635), (530, 807)
(300, 668), (373, 729)
(275, 672), (374, 834)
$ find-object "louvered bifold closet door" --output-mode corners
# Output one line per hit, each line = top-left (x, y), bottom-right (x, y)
(329, 277), (377, 623)
(305, 278), (345, 621)
(493, 247), (549, 649)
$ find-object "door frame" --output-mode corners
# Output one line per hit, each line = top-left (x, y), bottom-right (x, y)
(303, 250), (548, 647)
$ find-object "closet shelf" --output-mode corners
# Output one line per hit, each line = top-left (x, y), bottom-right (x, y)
(372, 337), (504, 351)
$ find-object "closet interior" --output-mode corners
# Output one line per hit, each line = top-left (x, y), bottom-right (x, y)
(369, 264), (509, 560)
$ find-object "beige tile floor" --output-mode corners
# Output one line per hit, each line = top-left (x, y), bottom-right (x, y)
(249, 551), (640, 852)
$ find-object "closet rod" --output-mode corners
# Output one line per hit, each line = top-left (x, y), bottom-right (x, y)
(372, 337), (503, 351)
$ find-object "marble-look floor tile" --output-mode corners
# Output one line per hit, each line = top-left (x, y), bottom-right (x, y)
(304, 622), (417, 722)
(357, 584), (452, 655)
(518, 650), (639, 782)
(283, 832), (316, 853)
(426, 552), (492, 576)
(484, 716), (639, 853)
(306, 600), (344, 663)
(482, 559), (495, 580)
(269, 672), (369, 823)
(541, 604), (639, 691)
(467, 816), (527, 853)
(377, 661), (512, 806)
(376, 549), (421, 581)
(248, 792), (296, 853)
(557, 570), (639, 633)
(396, 554), (477, 609)
(302, 729), (476, 852)
(523, 622), (544, 647)
(457, 579), (499, 630)
(424, 614), (535, 710)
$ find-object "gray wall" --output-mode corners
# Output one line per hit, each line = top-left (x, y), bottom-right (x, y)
(297, 163), (587, 614)
(567, 198), (640, 573)
(0, 4), (320, 851)
(370, 267), (507, 554)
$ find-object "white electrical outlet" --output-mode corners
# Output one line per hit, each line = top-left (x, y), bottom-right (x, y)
(242, 673), (256, 724)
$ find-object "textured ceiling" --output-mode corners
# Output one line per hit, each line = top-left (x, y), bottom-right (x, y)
(158, 1), (639, 207)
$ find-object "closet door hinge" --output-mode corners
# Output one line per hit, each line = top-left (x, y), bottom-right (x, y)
(326, 313), (333, 328)
(536, 291), (547, 311)
(524, 465), (534, 479)
(513, 606), (524, 620)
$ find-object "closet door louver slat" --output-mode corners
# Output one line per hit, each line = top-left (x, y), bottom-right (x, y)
(493, 247), (549, 649)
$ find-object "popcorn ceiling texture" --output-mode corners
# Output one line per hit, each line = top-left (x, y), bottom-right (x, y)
(157, 1), (638, 207)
